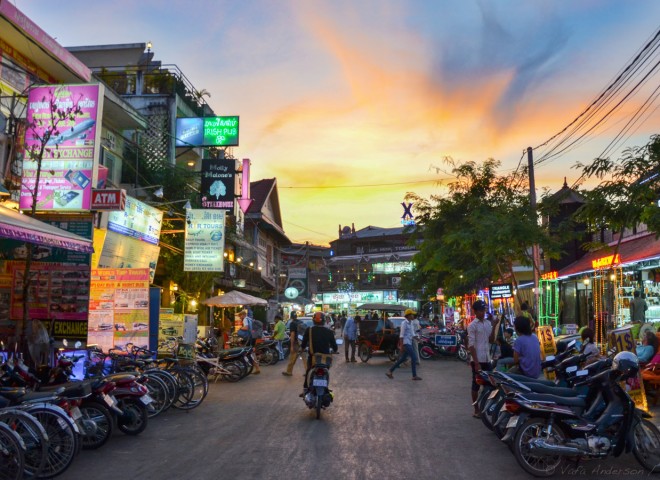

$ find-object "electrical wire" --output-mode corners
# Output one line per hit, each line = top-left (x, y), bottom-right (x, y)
(279, 178), (451, 189)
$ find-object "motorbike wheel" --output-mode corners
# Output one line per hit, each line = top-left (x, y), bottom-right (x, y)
(358, 344), (370, 363)
(257, 348), (273, 366)
(480, 396), (497, 432)
(0, 409), (47, 478)
(79, 401), (113, 450)
(419, 346), (433, 361)
(221, 361), (245, 382)
(268, 348), (280, 365)
(116, 398), (149, 436)
(26, 406), (77, 478)
(387, 349), (399, 362)
(512, 418), (565, 477)
(316, 394), (322, 420)
(632, 418), (660, 473)
(458, 346), (469, 362)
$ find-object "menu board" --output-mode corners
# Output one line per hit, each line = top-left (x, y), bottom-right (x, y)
(87, 268), (149, 352)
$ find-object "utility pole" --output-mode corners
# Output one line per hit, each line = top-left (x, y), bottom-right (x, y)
(527, 147), (541, 319)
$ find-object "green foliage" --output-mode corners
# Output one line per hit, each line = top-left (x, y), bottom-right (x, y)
(574, 134), (660, 240)
(405, 158), (560, 297)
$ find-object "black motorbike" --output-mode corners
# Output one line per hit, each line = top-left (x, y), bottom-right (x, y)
(501, 351), (660, 477)
(302, 339), (343, 420)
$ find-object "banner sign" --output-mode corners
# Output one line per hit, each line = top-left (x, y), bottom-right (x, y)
(200, 159), (235, 210)
(490, 283), (513, 299)
(322, 291), (384, 304)
(91, 189), (126, 210)
(107, 196), (163, 245)
(175, 116), (239, 147)
(98, 231), (160, 283)
(20, 84), (104, 211)
(435, 335), (457, 347)
(610, 326), (648, 410)
(87, 268), (150, 352)
(184, 209), (226, 272)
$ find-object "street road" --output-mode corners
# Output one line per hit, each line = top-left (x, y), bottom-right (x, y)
(63, 352), (655, 480)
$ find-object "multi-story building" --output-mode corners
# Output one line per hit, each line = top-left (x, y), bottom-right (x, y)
(316, 224), (421, 313)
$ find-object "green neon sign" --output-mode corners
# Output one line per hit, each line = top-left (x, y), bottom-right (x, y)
(203, 116), (239, 147)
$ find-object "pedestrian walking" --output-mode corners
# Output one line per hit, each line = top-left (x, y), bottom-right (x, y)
(385, 309), (422, 381)
(343, 314), (357, 362)
(411, 311), (421, 367)
(630, 290), (648, 322)
(282, 312), (302, 376)
(272, 314), (286, 360)
(467, 300), (497, 417)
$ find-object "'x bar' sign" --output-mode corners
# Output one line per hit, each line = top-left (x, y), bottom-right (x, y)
(401, 202), (414, 220)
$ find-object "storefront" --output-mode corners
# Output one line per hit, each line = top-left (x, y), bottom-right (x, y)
(557, 232), (660, 330)
(314, 290), (417, 314)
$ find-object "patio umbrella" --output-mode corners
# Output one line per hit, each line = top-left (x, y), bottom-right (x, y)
(203, 290), (268, 307)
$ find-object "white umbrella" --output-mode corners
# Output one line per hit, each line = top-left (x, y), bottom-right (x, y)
(203, 290), (268, 307)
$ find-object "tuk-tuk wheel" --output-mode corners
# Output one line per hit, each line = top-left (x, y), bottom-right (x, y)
(359, 344), (370, 363)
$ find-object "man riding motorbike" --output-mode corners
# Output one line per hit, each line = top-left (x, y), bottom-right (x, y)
(300, 312), (338, 396)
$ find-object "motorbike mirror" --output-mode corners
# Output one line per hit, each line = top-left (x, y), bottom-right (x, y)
(336, 339), (344, 345)
(566, 365), (578, 373)
(545, 355), (555, 362)
(74, 341), (82, 349)
(576, 369), (589, 377)
(62, 339), (68, 347)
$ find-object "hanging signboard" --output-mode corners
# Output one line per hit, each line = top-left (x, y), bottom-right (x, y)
(91, 189), (126, 211)
(175, 116), (239, 147)
(20, 84), (104, 211)
(98, 231), (160, 283)
(322, 291), (384, 304)
(107, 196), (163, 245)
(184, 209), (226, 272)
(610, 326), (648, 410)
(490, 283), (513, 299)
(200, 159), (235, 210)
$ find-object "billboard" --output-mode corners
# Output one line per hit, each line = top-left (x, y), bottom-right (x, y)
(20, 84), (104, 211)
(107, 196), (163, 245)
(175, 116), (239, 147)
(184, 209), (225, 272)
(200, 159), (235, 210)
(98, 231), (160, 283)
(490, 283), (513, 299)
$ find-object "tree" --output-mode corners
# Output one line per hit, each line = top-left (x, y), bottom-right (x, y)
(405, 158), (561, 299)
(573, 134), (660, 250)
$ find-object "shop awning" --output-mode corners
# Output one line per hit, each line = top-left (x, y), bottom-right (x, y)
(0, 206), (94, 253)
(558, 233), (660, 278)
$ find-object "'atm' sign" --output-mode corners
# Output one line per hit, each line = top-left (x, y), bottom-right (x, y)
(91, 189), (126, 211)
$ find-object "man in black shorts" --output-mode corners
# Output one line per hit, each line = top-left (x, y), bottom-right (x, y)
(467, 300), (498, 418)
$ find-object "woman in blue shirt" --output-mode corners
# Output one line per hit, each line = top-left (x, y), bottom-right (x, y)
(512, 316), (542, 379)
(637, 330), (658, 363)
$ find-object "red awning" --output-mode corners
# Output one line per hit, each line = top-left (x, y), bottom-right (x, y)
(558, 233), (660, 278)
(0, 205), (93, 253)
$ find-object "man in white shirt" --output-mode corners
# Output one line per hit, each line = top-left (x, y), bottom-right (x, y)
(385, 309), (422, 381)
(467, 300), (497, 417)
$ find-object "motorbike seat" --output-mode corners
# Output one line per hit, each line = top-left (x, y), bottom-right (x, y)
(519, 392), (586, 408)
(504, 372), (556, 386)
(217, 348), (245, 359)
(104, 373), (137, 384)
(525, 382), (583, 397)
(0, 387), (27, 401)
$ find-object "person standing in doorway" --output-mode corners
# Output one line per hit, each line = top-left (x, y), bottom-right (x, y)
(385, 309), (422, 381)
(282, 312), (301, 376)
(343, 313), (357, 362)
(467, 300), (497, 417)
(630, 290), (648, 323)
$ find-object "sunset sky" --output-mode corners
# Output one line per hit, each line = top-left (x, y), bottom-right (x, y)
(16, 0), (660, 244)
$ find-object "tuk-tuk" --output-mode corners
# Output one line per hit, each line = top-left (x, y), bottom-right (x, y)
(355, 303), (407, 362)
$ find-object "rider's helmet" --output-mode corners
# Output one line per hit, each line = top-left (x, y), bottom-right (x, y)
(313, 312), (324, 324)
(612, 351), (639, 380)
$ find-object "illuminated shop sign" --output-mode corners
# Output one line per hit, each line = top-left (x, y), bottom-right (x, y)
(372, 262), (414, 274)
(592, 254), (621, 269)
(541, 271), (558, 280)
(175, 116), (239, 147)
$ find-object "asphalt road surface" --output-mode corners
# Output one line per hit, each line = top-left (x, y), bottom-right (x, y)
(62, 352), (658, 480)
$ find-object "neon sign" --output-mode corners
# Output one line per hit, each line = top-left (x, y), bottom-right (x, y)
(591, 254), (621, 269)
(541, 271), (558, 280)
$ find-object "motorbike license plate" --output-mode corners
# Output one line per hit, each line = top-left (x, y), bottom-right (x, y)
(102, 393), (117, 408)
(312, 379), (328, 387)
(70, 406), (82, 421)
(139, 394), (154, 405)
(506, 415), (519, 429)
(488, 390), (498, 400)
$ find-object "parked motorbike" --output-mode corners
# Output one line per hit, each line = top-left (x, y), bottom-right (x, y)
(501, 351), (660, 477)
(418, 328), (468, 362)
(302, 339), (343, 420)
